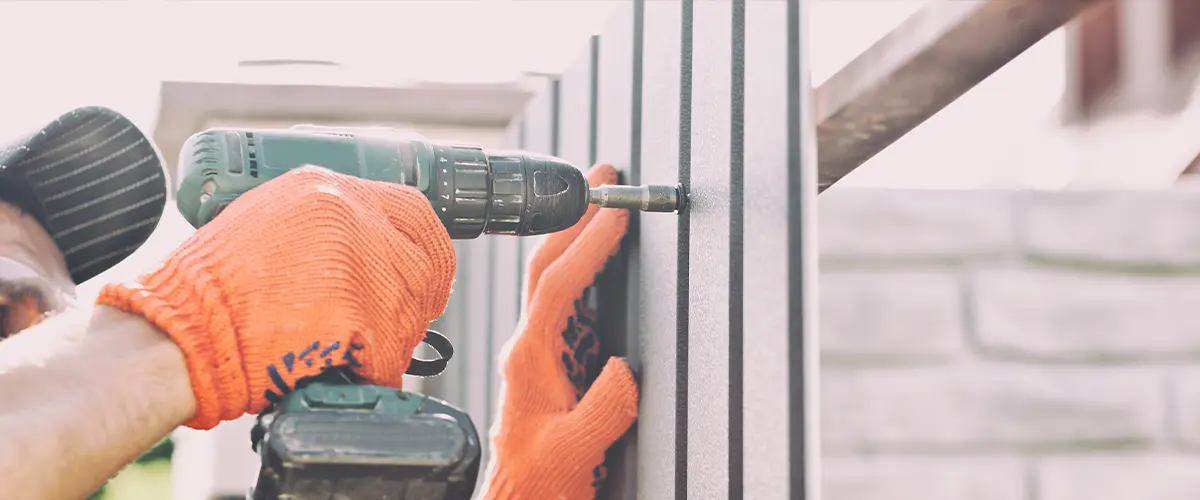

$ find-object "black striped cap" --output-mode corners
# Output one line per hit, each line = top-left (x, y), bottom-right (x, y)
(0, 106), (167, 285)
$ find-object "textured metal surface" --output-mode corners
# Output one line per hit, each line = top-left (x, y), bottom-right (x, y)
(490, 0), (825, 495)
(593, 4), (640, 499)
(743, 1), (802, 498)
(814, 0), (1101, 192)
(635, 2), (683, 498)
(687, 2), (733, 497)
(554, 54), (602, 500)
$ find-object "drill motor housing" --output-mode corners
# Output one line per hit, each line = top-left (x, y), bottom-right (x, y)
(176, 125), (591, 239)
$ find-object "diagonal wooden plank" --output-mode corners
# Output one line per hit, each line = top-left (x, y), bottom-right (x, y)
(816, 0), (1103, 192)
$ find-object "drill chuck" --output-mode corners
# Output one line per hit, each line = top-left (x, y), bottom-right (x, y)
(475, 150), (590, 237)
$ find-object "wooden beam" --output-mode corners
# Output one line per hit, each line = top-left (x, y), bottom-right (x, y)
(815, 0), (1102, 192)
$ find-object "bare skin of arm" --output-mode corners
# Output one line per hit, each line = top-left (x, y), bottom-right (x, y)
(0, 203), (195, 500)
(0, 306), (195, 499)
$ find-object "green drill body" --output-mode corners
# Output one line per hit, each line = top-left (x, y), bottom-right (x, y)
(176, 125), (591, 239)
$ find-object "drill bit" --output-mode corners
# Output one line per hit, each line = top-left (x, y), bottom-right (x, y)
(589, 184), (686, 213)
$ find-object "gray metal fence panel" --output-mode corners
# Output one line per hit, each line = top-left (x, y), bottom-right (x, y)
(593, 4), (640, 499)
(686, 2), (734, 497)
(742, 2), (795, 498)
(465, 0), (819, 497)
(633, 3), (683, 499)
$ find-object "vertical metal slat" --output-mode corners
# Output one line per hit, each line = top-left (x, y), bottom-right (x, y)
(636, 2), (686, 499)
(685, 1), (734, 497)
(593, 3), (642, 498)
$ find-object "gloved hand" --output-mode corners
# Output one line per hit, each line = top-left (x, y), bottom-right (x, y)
(480, 163), (639, 500)
(95, 166), (456, 430)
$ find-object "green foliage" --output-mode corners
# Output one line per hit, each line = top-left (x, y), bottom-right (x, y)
(87, 437), (174, 499)
(137, 437), (175, 464)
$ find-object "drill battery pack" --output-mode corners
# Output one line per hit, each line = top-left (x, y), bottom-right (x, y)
(248, 377), (481, 500)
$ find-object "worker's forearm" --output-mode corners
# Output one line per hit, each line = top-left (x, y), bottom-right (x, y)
(0, 305), (194, 500)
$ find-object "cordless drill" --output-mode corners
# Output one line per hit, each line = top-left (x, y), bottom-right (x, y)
(174, 124), (685, 500)
(176, 124), (684, 238)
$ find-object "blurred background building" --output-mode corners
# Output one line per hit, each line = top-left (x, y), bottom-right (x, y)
(6, 0), (1200, 498)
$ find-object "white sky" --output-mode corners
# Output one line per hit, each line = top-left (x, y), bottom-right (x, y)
(2, 0), (1184, 190)
(0, 1), (1033, 123)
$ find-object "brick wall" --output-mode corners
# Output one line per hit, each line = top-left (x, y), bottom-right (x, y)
(819, 188), (1200, 500)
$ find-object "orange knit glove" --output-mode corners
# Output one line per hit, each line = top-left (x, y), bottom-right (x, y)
(96, 166), (456, 430)
(480, 164), (639, 500)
